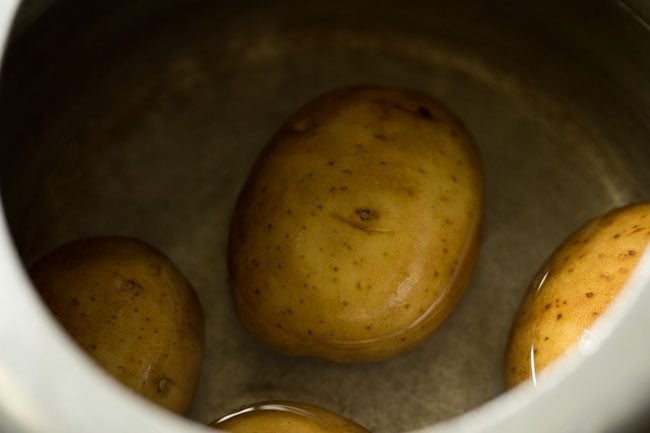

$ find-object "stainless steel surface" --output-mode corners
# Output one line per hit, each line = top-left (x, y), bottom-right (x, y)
(0, 1), (649, 433)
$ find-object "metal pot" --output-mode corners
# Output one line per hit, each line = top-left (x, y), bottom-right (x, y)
(0, 1), (649, 432)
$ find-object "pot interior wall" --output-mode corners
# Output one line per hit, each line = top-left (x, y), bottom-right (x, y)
(1, 1), (649, 432)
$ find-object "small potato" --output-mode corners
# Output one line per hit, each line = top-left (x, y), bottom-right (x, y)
(31, 237), (204, 414)
(229, 86), (482, 362)
(505, 204), (650, 388)
(210, 401), (370, 433)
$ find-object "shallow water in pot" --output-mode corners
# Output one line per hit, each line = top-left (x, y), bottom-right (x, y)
(1, 1), (649, 432)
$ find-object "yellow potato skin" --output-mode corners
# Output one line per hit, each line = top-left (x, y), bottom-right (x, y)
(505, 204), (650, 388)
(210, 401), (370, 433)
(229, 86), (482, 362)
(30, 237), (204, 414)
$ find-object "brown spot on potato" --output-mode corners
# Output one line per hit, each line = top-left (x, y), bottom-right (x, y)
(417, 106), (433, 119)
(157, 378), (173, 396)
(586, 292), (594, 298)
(356, 208), (379, 221)
(120, 278), (143, 292)
(556, 313), (562, 320)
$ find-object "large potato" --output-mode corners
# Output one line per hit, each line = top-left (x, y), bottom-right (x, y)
(210, 401), (370, 433)
(31, 237), (204, 414)
(229, 86), (482, 362)
(505, 203), (650, 387)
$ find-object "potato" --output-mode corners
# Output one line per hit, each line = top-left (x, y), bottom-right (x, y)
(30, 237), (204, 414)
(210, 401), (370, 433)
(228, 86), (482, 362)
(505, 203), (650, 388)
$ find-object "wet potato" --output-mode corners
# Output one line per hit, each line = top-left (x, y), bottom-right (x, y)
(229, 86), (483, 362)
(31, 237), (204, 414)
(210, 401), (370, 433)
(505, 203), (650, 387)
